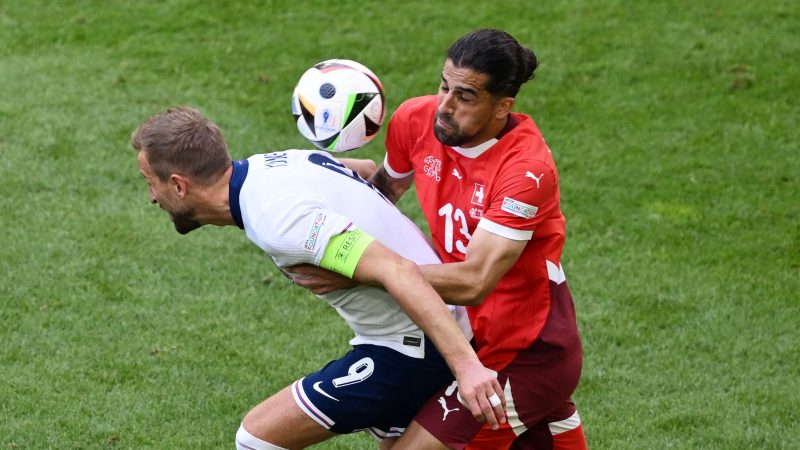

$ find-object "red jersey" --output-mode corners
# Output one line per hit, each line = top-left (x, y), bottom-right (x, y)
(384, 95), (581, 370)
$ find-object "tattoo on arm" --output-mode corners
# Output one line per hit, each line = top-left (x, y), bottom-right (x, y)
(368, 166), (412, 204)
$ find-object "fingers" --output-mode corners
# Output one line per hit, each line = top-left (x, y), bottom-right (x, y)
(290, 276), (335, 295)
(478, 394), (500, 430)
(283, 264), (357, 294)
(467, 393), (501, 430)
(462, 393), (506, 430)
(488, 393), (501, 408)
(286, 263), (317, 273)
(285, 268), (334, 293)
(489, 381), (506, 426)
(491, 378), (505, 412)
(463, 381), (506, 430)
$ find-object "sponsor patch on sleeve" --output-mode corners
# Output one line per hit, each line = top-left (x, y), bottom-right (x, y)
(501, 197), (538, 219)
(304, 211), (327, 252)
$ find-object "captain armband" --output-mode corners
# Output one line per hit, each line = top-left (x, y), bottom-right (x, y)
(319, 229), (375, 278)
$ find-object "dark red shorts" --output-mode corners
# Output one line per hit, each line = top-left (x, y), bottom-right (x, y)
(413, 344), (582, 449)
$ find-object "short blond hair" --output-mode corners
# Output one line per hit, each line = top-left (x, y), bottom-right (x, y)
(131, 106), (232, 184)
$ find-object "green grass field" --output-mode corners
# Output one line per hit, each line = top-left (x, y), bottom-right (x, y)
(1, 1), (798, 448)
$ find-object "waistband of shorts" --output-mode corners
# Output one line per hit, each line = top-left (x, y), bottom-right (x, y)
(350, 334), (445, 361)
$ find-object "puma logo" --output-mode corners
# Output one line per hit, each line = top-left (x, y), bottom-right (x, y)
(438, 396), (460, 421)
(525, 171), (544, 188)
(452, 169), (462, 180)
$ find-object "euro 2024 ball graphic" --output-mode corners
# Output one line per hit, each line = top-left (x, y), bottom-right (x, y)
(291, 59), (385, 152)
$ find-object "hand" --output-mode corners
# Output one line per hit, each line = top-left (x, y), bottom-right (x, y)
(337, 158), (377, 180)
(285, 264), (357, 294)
(455, 364), (506, 430)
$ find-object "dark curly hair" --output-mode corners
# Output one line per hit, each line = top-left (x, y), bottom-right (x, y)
(447, 29), (538, 98)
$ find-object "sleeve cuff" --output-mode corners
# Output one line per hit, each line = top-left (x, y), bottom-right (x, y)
(477, 218), (533, 241)
(383, 154), (414, 179)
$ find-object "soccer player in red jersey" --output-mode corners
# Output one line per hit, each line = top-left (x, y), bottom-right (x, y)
(294, 29), (587, 449)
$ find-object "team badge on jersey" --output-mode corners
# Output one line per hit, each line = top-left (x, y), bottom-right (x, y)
(469, 208), (483, 220)
(502, 197), (538, 219)
(471, 183), (485, 205)
(423, 156), (442, 181)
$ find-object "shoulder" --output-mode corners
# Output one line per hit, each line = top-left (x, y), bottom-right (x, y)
(485, 116), (560, 197)
(385, 96), (437, 157)
(497, 114), (556, 172)
(391, 95), (437, 122)
(246, 195), (331, 252)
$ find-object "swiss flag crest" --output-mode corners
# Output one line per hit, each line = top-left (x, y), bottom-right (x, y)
(471, 183), (485, 206)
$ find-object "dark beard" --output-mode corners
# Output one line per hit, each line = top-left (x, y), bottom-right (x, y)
(172, 209), (202, 235)
(433, 113), (467, 147)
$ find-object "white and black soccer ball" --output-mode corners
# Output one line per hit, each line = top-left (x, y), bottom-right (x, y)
(291, 59), (385, 152)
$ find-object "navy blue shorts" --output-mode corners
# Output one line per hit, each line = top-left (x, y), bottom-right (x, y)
(291, 343), (453, 439)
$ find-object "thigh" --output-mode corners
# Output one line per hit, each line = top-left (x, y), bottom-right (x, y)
(391, 420), (451, 450)
(508, 400), (585, 450)
(500, 346), (582, 432)
(462, 387), (580, 450)
(242, 385), (336, 449)
(403, 379), (484, 449)
(410, 347), (582, 449)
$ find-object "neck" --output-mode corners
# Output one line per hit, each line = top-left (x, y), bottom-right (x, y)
(193, 165), (235, 227)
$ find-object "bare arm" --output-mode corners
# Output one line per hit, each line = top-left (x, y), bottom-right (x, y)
(367, 165), (413, 204)
(420, 227), (527, 306)
(353, 240), (506, 429)
(290, 226), (526, 306)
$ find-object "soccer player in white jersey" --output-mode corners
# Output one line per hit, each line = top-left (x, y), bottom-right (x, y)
(129, 106), (506, 449)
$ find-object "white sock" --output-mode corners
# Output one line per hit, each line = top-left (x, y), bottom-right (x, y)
(235, 424), (289, 450)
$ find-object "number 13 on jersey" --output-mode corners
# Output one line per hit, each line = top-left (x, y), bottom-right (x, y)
(438, 203), (473, 255)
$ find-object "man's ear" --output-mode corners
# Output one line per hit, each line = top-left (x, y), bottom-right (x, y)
(169, 174), (190, 199)
(495, 97), (515, 119)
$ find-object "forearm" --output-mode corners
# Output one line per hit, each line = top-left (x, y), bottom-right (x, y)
(382, 260), (481, 372)
(367, 165), (411, 204)
(419, 228), (528, 306)
(419, 261), (489, 306)
(351, 240), (506, 426)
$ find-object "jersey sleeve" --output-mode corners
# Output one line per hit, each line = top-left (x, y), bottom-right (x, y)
(251, 198), (356, 268)
(319, 229), (375, 278)
(383, 101), (415, 178)
(478, 159), (559, 241)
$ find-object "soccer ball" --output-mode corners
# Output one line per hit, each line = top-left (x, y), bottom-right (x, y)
(291, 59), (385, 152)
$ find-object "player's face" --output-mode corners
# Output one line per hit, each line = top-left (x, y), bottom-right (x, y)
(136, 151), (201, 235)
(434, 59), (506, 148)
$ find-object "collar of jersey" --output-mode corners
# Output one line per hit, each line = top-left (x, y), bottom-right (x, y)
(229, 159), (249, 229)
(449, 114), (519, 158)
(450, 138), (498, 159)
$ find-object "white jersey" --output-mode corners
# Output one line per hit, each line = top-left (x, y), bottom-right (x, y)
(230, 150), (471, 358)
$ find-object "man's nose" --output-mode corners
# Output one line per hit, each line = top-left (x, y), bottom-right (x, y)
(438, 92), (455, 115)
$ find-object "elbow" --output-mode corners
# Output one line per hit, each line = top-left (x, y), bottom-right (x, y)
(387, 258), (426, 289)
(460, 279), (492, 307)
(462, 262), (505, 306)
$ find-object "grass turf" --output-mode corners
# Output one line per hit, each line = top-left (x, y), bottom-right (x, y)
(1, 0), (798, 448)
